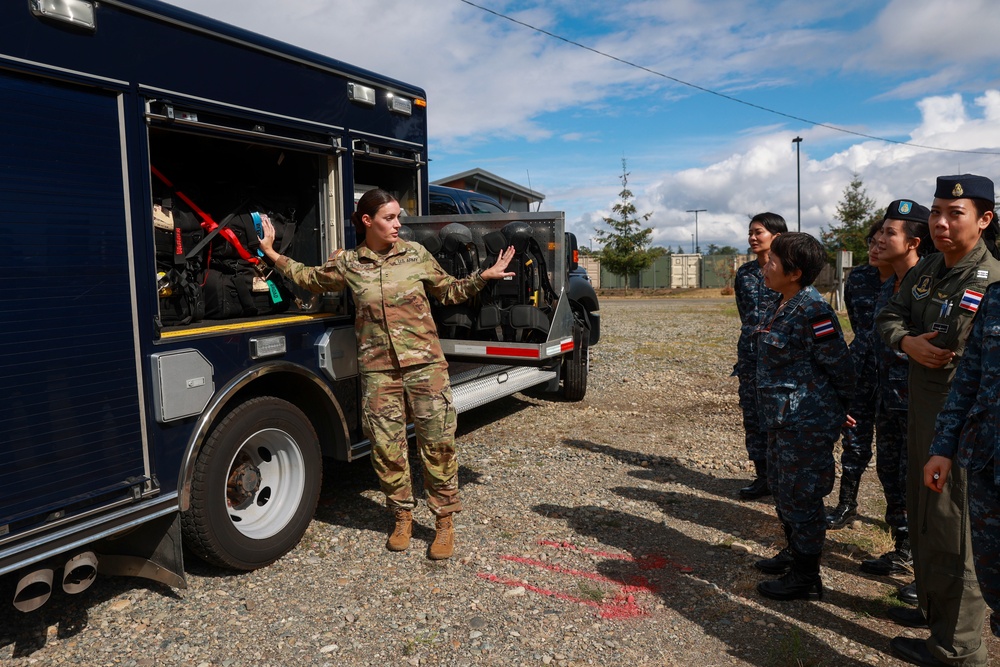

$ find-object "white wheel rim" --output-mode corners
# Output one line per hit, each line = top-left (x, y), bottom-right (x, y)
(224, 427), (306, 540)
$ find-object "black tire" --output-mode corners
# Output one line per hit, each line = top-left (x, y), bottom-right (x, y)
(182, 396), (321, 570)
(561, 321), (589, 401)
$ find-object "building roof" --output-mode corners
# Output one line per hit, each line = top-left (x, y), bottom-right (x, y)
(432, 168), (545, 204)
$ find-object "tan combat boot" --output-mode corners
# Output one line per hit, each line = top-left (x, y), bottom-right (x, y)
(428, 514), (455, 560)
(386, 509), (412, 551)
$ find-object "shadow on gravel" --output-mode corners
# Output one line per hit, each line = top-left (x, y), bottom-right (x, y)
(532, 500), (889, 667)
(456, 393), (539, 436)
(563, 439), (878, 581)
(614, 486), (872, 581)
(562, 438), (750, 501)
(0, 576), (177, 659)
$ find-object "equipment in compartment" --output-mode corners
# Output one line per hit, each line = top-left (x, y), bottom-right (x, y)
(431, 223), (481, 339)
(202, 209), (295, 319)
(408, 220), (557, 344)
(475, 221), (557, 343)
(152, 164), (299, 324)
(154, 200), (206, 325)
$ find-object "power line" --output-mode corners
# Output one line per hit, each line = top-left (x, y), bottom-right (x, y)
(458, 0), (1000, 157)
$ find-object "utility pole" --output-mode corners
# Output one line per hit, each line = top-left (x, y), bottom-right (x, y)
(686, 209), (706, 254)
(792, 137), (803, 232)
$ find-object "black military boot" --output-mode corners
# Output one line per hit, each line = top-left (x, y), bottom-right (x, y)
(757, 550), (823, 601)
(825, 473), (860, 529)
(896, 581), (918, 606)
(755, 522), (794, 574)
(755, 546), (794, 574)
(739, 460), (771, 500)
(860, 527), (912, 575)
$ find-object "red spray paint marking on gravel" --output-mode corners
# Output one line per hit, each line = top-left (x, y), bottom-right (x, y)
(476, 572), (649, 620)
(477, 540), (693, 619)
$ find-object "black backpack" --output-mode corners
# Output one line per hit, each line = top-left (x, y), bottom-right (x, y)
(202, 210), (296, 319)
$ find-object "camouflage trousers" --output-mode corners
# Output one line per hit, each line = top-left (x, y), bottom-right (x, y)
(874, 408), (908, 530)
(838, 374), (876, 483)
(969, 463), (1000, 638)
(737, 369), (768, 462)
(766, 428), (838, 556)
(360, 361), (461, 516)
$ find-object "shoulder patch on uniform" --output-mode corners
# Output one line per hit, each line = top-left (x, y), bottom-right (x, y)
(977, 269), (989, 280)
(959, 289), (984, 313)
(810, 315), (837, 340)
(912, 275), (932, 300)
(328, 248), (345, 261)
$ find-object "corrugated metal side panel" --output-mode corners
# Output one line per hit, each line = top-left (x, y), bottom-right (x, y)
(0, 69), (145, 528)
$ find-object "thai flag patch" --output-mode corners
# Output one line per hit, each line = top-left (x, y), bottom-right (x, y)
(959, 289), (984, 313)
(811, 318), (836, 339)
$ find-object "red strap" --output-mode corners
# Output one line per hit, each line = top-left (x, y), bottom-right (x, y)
(150, 165), (259, 266)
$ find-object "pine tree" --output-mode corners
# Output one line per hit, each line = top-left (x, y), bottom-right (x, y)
(821, 173), (884, 265)
(594, 159), (655, 293)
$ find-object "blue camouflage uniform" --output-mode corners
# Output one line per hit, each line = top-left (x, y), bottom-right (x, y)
(734, 258), (781, 461)
(756, 286), (856, 555)
(874, 277), (911, 531)
(930, 282), (1000, 639)
(838, 264), (884, 487)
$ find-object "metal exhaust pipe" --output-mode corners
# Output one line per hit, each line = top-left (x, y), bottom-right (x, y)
(13, 567), (54, 613)
(62, 551), (98, 594)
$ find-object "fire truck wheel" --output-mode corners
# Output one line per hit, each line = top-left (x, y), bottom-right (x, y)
(561, 321), (589, 401)
(182, 396), (322, 570)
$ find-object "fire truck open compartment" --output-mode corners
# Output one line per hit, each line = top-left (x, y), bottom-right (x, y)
(146, 107), (339, 330)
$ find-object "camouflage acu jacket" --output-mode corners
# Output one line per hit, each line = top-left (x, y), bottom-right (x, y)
(276, 240), (486, 371)
(930, 282), (1000, 483)
(755, 285), (857, 431)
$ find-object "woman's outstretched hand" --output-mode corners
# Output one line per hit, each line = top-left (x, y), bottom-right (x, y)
(258, 217), (280, 262)
(480, 245), (517, 281)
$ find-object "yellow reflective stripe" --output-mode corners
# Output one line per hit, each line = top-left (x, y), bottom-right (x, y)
(159, 313), (336, 339)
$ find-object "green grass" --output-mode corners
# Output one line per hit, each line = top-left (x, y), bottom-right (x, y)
(766, 628), (825, 667)
(577, 581), (605, 602)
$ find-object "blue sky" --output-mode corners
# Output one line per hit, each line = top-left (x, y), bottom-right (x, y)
(165, 0), (1000, 253)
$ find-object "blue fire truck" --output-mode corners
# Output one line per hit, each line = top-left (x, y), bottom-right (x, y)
(0, 0), (597, 612)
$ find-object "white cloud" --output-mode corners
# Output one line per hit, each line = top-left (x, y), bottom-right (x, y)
(586, 91), (1000, 251)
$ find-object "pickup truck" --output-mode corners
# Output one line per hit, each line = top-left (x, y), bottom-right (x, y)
(429, 184), (507, 215)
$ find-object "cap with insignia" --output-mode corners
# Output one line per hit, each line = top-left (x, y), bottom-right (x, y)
(882, 199), (930, 224)
(934, 174), (995, 203)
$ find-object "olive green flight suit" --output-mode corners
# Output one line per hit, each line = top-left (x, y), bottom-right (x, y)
(877, 239), (1000, 666)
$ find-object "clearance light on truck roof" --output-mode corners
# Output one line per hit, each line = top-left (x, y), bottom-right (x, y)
(347, 82), (376, 106)
(387, 94), (412, 116)
(30, 0), (96, 30)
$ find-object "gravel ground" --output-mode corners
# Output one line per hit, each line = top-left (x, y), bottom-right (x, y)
(2, 297), (998, 667)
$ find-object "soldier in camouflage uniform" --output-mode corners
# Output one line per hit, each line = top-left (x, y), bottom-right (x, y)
(877, 175), (1000, 667)
(752, 233), (856, 602)
(259, 189), (515, 560)
(826, 226), (893, 529)
(927, 281), (1000, 645)
(733, 212), (787, 500)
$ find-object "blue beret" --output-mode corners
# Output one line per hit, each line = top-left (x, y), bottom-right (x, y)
(934, 174), (995, 203)
(883, 199), (929, 224)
